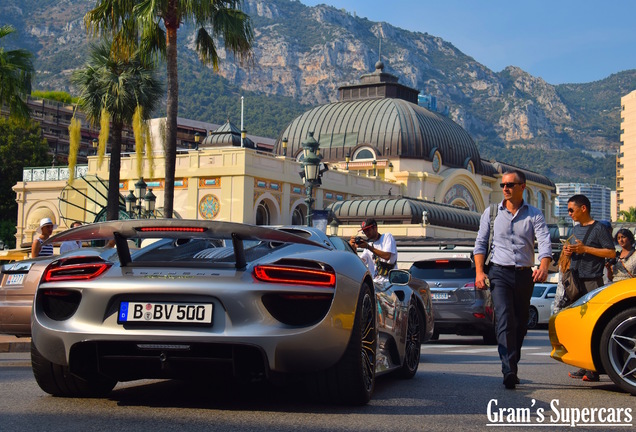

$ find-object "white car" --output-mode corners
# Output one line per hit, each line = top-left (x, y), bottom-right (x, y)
(528, 283), (557, 329)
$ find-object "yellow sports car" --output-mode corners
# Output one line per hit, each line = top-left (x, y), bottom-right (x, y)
(549, 279), (636, 395)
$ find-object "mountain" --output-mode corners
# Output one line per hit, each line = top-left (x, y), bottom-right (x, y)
(2, 0), (635, 188)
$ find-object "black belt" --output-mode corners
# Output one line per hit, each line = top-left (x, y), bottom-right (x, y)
(493, 264), (531, 271)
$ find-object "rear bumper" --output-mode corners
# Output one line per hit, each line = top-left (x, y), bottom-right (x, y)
(432, 301), (494, 335)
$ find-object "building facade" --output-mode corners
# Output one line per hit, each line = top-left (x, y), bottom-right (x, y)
(11, 63), (558, 249)
(555, 183), (612, 222)
(619, 90), (636, 215)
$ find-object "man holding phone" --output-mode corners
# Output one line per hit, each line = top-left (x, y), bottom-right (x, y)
(349, 218), (397, 285)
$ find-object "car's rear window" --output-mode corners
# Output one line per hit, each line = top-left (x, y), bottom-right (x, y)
(410, 260), (475, 279)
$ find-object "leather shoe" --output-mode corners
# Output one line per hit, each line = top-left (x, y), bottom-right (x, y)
(503, 373), (518, 389)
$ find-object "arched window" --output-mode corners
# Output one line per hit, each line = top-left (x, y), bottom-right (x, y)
(255, 202), (270, 226)
(538, 191), (547, 216)
(292, 206), (305, 226)
(353, 147), (375, 160)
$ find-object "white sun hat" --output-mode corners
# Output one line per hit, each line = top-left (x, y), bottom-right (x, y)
(36, 217), (58, 234)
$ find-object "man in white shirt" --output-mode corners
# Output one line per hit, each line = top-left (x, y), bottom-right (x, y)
(349, 218), (397, 285)
(60, 221), (83, 254)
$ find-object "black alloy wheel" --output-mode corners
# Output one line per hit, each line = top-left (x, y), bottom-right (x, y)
(397, 300), (421, 378)
(599, 307), (636, 396)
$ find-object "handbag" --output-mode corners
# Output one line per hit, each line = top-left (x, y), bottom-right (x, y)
(560, 268), (585, 306)
(556, 222), (597, 308)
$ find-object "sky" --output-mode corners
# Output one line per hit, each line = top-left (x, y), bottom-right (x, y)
(300, 0), (636, 85)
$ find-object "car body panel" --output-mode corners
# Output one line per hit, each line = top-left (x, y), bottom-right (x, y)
(0, 249), (117, 336)
(0, 258), (49, 336)
(409, 258), (494, 339)
(31, 220), (433, 396)
(549, 279), (636, 371)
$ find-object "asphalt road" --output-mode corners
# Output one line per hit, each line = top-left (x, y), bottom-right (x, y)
(0, 330), (633, 431)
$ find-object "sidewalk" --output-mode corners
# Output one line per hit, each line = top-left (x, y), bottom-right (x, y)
(0, 335), (30, 353)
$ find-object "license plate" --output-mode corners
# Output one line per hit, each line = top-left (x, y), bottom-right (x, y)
(432, 292), (449, 300)
(118, 302), (213, 324)
(6, 274), (25, 285)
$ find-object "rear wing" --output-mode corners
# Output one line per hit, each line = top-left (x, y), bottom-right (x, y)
(46, 220), (327, 269)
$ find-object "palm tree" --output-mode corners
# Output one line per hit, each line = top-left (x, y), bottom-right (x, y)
(72, 41), (163, 221)
(85, 0), (254, 218)
(618, 207), (636, 222)
(0, 25), (34, 120)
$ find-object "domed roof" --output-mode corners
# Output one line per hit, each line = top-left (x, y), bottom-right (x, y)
(275, 98), (482, 173)
(327, 196), (481, 231)
(201, 120), (254, 149)
(273, 61), (482, 173)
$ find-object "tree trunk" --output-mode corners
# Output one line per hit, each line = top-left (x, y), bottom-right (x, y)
(106, 123), (123, 221)
(163, 23), (179, 219)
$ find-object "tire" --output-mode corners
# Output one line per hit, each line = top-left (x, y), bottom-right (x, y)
(308, 283), (377, 405)
(599, 307), (636, 396)
(527, 307), (539, 329)
(396, 300), (422, 379)
(31, 342), (116, 397)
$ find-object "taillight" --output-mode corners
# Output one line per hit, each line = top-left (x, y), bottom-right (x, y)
(43, 257), (113, 282)
(253, 265), (336, 287)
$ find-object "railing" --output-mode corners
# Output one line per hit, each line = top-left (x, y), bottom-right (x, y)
(23, 165), (89, 182)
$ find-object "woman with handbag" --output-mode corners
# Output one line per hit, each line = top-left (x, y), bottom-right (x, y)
(606, 228), (636, 282)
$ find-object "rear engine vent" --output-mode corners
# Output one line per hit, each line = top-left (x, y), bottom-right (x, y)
(262, 293), (333, 326)
(40, 290), (82, 321)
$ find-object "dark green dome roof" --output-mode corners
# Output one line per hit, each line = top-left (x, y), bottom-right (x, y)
(274, 96), (482, 173)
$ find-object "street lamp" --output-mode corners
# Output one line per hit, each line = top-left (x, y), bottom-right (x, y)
(144, 188), (156, 216)
(194, 132), (201, 150)
(299, 131), (324, 226)
(345, 151), (350, 170)
(241, 128), (247, 148)
(125, 178), (156, 219)
(92, 138), (98, 155)
(282, 137), (288, 157)
(372, 159), (377, 177)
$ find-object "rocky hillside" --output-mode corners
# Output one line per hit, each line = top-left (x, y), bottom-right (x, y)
(2, 0), (635, 187)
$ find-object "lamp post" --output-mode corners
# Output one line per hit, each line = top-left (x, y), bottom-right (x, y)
(345, 151), (350, 170)
(241, 128), (247, 148)
(92, 138), (98, 155)
(300, 132), (323, 227)
(194, 132), (201, 150)
(372, 159), (377, 177)
(125, 178), (156, 219)
(282, 137), (288, 157)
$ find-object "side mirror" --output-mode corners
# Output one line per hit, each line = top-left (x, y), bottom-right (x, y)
(388, 269), (410, 285)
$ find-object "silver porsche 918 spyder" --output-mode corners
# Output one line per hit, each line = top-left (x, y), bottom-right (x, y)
(30, 220), (433, 405)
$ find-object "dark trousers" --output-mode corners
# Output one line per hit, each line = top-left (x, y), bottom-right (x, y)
(488, 265), (534, 376)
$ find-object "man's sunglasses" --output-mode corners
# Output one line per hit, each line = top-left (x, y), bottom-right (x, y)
(499, 182), (522, 189)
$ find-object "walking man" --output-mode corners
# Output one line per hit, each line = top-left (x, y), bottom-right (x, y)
(474, 169), (552, 389)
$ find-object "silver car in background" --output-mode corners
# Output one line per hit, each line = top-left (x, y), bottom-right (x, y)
(409, 257), (496, 344)
(31, 220), (433, 405)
